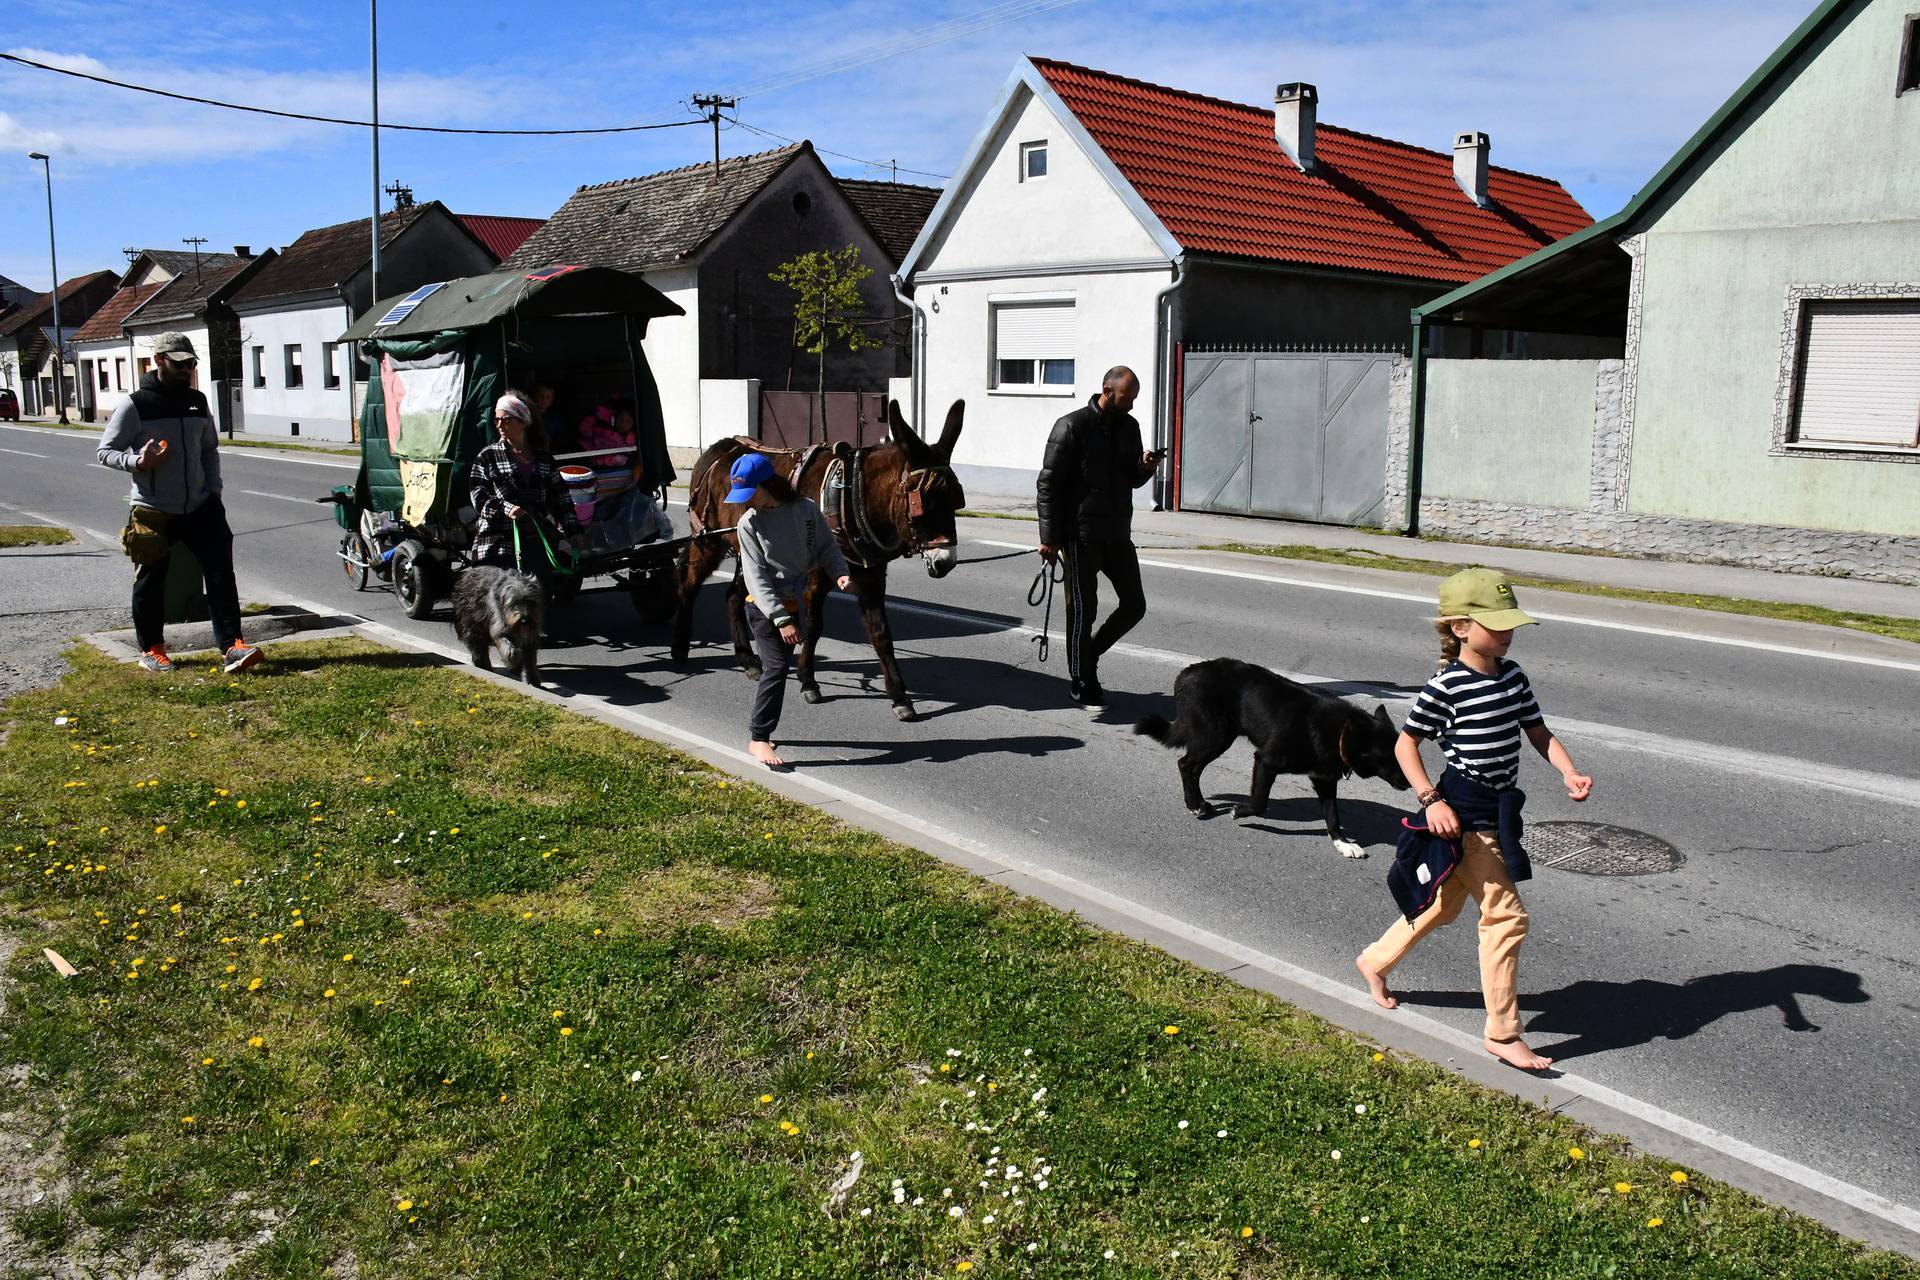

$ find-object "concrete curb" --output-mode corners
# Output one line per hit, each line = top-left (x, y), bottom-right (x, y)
(79, 606), (1920, 1261)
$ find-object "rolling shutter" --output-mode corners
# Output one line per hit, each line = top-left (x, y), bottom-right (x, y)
(1794, 301), (1920, 448)
(993, 301), (1074, 361)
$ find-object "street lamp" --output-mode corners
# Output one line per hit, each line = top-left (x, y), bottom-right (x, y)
(26, 151), (68, 423)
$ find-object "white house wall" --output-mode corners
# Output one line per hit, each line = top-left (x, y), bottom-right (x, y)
(914, 84), (1173, 498)
(234, 298), (357, 441)
(640, 266), (701, 451)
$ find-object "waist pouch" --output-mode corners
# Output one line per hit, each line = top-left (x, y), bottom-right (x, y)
(121, 506), (172, 566)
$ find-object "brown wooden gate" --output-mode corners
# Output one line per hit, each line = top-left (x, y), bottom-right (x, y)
(757, 390), (890, 450)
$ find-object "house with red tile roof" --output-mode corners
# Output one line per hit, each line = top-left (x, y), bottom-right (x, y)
(0, 270), (119, 419)
(897, 58), (1594, 511)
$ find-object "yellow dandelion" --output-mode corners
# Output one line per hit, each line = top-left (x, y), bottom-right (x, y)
(362, 775), (374, 783)
(1647, 1217), (1663, 1228)
(235, 800), (246, 809)
(170, 902), (182, 914)
(248, 977), (263, 991)
(309, 1157), (320, 1166)
(806, 1051), (814, 1060)
(342, 953), (354, 962)
(248, 1035), (264, 1048)
(323, 989), (336, 999)
(939, 1062), (952, 1073)
(449, 826), (460, 835)
(1670, 1171), (1688, 1184)
(1468, 1138), (1482, 1149)
(956, 1263), (973, 1273)
(180, 1115), (195, 1124)
(396, 1199), (413, 1212)
(560, 1026), (574, 1037)
(541, 850), (552, 859)
(201, 1057), (215, 1066)
(467, 706), (478, 715)
(592, 928), (603, 937)
(292, 919), (306, 928)
(499, 1094), (508, 1104)
(153, 825), (167, 835)
(552, 1010), (564, 1019)
(1239, 1226), (1254, 1238)
(716, 780), (728, 788)
(759, 1094), (774, 1103)
(1163, 1025), (1180, 1035)
(1568, 1147), (1585, 1161)
(521, 911), (533, 919)
(1614, 1182), (1632, 1195)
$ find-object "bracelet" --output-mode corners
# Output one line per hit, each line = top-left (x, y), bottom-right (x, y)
(1417, 788), (1442, 807)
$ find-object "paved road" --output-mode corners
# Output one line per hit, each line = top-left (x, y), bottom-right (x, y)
(5, 420), (1918, 1227)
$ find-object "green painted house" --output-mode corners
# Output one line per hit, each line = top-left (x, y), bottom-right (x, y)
(1402, 0), (1920, 582)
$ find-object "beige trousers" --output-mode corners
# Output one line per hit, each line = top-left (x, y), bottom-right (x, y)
(1363, 830), (1529, 1041)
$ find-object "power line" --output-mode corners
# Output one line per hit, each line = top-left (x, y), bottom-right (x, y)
(731, 117), (950, 182)
(0, 52), (705, 136)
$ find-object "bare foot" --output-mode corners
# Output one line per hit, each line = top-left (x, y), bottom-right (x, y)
(1355, 954), (1397, 1010)
(1485, 1037), (1554, 1071)
(748, 740), (786, 769)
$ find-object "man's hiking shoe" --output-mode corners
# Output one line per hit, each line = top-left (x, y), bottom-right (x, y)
(1070, 679), (1106, 708)
(222, 642), (263, 674)
(138, 647), (174, 674)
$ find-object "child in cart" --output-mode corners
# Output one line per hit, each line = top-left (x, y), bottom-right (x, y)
(576, 399), (672, 550)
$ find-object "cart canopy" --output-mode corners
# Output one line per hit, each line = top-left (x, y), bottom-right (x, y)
(342, 265), (683, 525)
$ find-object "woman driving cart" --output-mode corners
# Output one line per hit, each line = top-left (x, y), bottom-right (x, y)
(468, 390), (583, 592)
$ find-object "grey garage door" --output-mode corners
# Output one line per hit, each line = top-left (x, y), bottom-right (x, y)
(1177, 348), (1394, 525)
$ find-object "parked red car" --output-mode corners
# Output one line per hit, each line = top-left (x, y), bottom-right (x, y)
(0, 388), (19, 421)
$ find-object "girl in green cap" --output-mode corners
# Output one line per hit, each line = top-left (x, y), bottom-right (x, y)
(1356, 567), (1592, 1073)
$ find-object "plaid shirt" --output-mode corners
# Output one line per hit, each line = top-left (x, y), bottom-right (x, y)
(468, 438), (581, 566)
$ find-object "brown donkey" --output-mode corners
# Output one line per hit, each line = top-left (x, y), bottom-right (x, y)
(672, 399), (966, 721)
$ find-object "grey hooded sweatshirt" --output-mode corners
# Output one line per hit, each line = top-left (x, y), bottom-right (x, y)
(97, 372), (222, 514)
(737, 497), (850, 628)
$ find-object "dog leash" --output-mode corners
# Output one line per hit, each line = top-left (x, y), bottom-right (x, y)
(1028, 555), (1064, 664)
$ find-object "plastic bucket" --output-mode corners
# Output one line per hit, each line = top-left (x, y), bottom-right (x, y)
(558, 465), (596, 522)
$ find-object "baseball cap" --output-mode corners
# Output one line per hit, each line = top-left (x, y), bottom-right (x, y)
(725, 452), (774, 503)
(1436, 567), (1536, 630)
(153, 332), (197, 363)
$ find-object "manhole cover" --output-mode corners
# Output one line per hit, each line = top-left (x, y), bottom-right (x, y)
(1530, 822), (1683, 876)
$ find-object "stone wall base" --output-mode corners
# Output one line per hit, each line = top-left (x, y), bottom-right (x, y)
(1418, 497), (1920, 586)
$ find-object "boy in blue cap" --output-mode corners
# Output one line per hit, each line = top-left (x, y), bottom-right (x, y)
(728, 453), (851, 769)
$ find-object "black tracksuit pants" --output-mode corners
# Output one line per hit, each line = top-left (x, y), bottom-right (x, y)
(746, 606), (795, 741)
(1062, 537), (1146, 690)
(132, 496), (243, 653)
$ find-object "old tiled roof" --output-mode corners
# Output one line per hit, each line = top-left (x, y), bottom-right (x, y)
(837, 179), (943, 264)
(123, 248), (207, 283)
(503, 143), (810, 271)
(133, 257), (265, 326)
(1032, 58), (1592, 283)
(457, 214), (544, 262)
(0, 270), (119, 339)
(229, 203), (437, 305)
(71, 282), (167, 343)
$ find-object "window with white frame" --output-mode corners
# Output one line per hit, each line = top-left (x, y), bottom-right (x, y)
(251, 346), (266, 388)
(1019, 140), (1048, 181)
(322, 342), (341, 389)
(284, 343), (303, 389)
(991, 299), (1075, 390)
(1789, 300), (1920, 451)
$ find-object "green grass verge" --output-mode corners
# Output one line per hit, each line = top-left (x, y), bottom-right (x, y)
(1, 641), (1911, 1278)
(0, 524), (74, 547)
(1204, 543), (1920, 648)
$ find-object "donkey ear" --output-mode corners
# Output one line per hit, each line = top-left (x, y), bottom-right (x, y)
(934, 399), (965, 461)
(887, 399), (926, 455)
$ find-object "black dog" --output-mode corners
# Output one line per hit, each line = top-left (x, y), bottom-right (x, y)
(1135, 658), (1408, 858)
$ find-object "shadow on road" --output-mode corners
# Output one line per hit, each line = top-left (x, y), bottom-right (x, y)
(1396, 962), (1870, 1061)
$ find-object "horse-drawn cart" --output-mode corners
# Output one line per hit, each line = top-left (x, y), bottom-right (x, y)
(325, 264), (698, 623)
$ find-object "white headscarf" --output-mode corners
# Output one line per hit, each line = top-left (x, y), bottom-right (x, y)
(494, 392), (532, 424)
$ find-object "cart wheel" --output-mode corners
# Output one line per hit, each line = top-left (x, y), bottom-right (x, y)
(629, 568), (679, 625)
(340, 531), (371, 592)
(392, 542), (437, 619)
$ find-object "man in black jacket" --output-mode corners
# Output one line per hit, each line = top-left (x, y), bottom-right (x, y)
(1036, 365), (1162, 706)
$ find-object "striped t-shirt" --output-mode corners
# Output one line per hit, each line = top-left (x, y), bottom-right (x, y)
(1404, 659), (1544, 788)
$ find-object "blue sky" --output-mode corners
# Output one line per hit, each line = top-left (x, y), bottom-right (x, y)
(2, 0), (1814, 292)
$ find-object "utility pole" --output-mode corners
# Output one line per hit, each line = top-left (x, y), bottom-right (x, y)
(369, 0), (382, 302)
(182, 236), (207, 286)
(383, 179), (414, 210)
(27, 151), (68, 423)
(690, 94), (735, 174)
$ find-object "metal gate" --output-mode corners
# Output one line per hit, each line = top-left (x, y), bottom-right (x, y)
(1177, 347), (1396, 525)
(758, 390), (890, 450)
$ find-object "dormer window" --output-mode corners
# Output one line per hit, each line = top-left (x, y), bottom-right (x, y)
(1020, 140), (1048, 181)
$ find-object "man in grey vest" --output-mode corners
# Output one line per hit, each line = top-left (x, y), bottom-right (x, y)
(97, 332), (261, 674)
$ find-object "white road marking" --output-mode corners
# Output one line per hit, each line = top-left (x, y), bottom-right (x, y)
(236, 488), (327, 505)
(973, 538), (1920, 674)
(282, 596), (1920, 1244)
(0, 422), (354, 469)
(870, 593), (1920, 811)
(0, 446), (49, 458)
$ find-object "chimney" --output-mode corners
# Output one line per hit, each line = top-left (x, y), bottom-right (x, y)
(233, 245), (251, 258)
(1452, 131), (1490, 206)
(1274, 83), (1317, 172)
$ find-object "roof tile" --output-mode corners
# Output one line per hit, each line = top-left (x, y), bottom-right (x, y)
(1033, 58), (1591, 282)
(836, 178), (942, 263)
(71, 282), (167, 343)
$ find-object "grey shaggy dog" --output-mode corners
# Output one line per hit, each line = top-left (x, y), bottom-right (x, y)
(451, 565), (546, 686)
